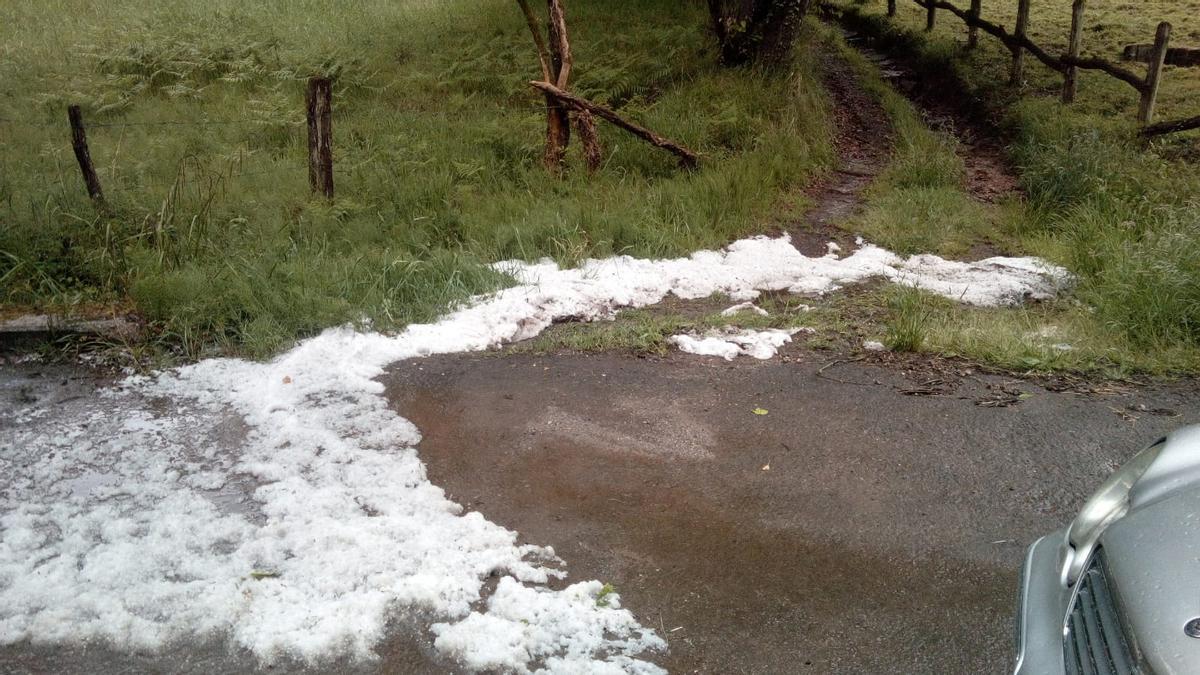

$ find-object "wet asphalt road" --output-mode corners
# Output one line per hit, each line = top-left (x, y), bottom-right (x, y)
(383, 350), (1200, 674)
(2, 353), (1197, 674)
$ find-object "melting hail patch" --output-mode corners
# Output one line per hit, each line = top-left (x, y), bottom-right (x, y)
(0, 235), (1068, 672)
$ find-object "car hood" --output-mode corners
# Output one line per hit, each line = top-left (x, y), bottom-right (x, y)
(1100, 483), (1200, 674)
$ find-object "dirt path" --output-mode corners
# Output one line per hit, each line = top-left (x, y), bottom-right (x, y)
(785, 49), (892, 257)
(785, 32), (1020, 261)
(837, 24), (1021, 203)
(384, 351), (1198, 673)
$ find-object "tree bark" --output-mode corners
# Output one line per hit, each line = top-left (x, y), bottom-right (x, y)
(305, 77), (334, 199)
(574, 110), (603, 173)
(542, 0), (571, 170)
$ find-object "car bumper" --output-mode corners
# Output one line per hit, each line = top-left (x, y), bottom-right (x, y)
(1013, 531), (1072, 675)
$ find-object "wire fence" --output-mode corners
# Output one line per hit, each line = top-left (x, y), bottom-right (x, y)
(864, 0), (1200, 132)
(0, 104), (551, 130)
(0, 77), (567, 209)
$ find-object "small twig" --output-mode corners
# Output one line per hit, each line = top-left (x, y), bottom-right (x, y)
(815, 356), (874, 386)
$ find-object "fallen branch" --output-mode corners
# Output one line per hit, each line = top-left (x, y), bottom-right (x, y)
(529, 81), (700, 169)
(1139, 114), (1200, 137)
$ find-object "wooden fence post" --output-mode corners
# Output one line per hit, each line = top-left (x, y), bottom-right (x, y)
(1009, 0), (1030, 85)
(967, 0), (982, 49)
(888, 0), (896, 18)
(1138, 21), (1171, 124)
(305, 76), (334, 199)
(925, 0), (936, 31)
(67, 105), (104, 206)
(1063, 0), (1086, 103)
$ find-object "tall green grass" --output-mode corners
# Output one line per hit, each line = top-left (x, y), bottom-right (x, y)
(0, 0), (834, 357)
(1010, 103), (1200, 348)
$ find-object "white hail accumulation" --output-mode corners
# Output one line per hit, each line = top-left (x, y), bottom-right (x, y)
(669, 327), (803, 360)
(0, 236), (1068, 673)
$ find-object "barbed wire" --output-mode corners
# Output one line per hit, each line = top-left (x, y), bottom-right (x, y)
(0, 104), (551, 131)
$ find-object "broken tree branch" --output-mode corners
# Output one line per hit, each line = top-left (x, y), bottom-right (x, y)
(539, 0), (572, 169)
(573, 109), (603, 173)
(547, 0), (572, 89)
(516, 0), (552, 82)
(530, 81), (699, 169)
(1139, 113), (1200, 137)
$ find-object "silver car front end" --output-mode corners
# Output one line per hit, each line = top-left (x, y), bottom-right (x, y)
(1014, 425), (1200, 675)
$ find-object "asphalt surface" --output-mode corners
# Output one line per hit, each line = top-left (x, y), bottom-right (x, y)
(382, 350), (1200, 674)
(2, 353), (1197, 674)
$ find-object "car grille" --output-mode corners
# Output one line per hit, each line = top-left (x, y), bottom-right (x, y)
(1064, 550), (1137, 675)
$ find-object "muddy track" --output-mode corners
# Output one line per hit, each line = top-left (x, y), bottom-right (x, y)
(833, 17), (1022, 203)
(785, 49), (891, 257)
(848, 33), (1021, 203)
(787, 24), (1022, 260)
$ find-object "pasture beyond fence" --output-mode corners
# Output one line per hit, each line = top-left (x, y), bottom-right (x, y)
(875, 0), (1200, 135)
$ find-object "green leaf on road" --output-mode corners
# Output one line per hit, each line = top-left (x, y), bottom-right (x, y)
(752, 407), (768, 416)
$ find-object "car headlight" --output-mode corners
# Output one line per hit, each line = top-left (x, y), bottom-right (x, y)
(1061, 440), (1165, 586)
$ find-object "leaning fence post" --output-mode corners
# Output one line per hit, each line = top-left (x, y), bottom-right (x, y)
(925, 0), (936, 31)
(967, 0), (982, 49)
(1138, 22), (1171, 124)
(888, 0), (896, 17)
(1062, 0), (1086, 103)
(305, 76), (334, 199)
(67, 105), (104, 206)
(1009, 0), (1031, 85)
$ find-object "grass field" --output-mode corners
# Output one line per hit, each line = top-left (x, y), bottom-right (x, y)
(3, 0), (1198, 376)
(0, 0), (833, 358)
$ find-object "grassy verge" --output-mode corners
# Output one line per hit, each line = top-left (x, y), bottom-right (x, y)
(823, 5), (1200, 376)
(0, 0), (834, 359)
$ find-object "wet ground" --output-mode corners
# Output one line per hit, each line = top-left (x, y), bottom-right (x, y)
(383, 349), (1199, 674)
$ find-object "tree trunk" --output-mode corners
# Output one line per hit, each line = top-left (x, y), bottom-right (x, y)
(543, 0), (572, 170)
(706, 0), (813, 67)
